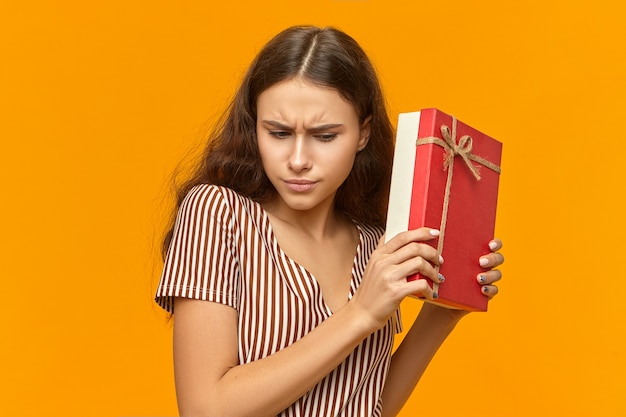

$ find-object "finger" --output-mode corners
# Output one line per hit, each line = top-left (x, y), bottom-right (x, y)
(393, 240), (441, 266)
(488, 238), (503, 251)
(395, 240), (446, 283)
(477, 269), (502, 285)
(480, 285), (499, 298)
(383, 227), (440, 254)
(378, 237), (442, 281)
(479, 252), (505, 268)
(405, 277), (436, 300)
(393, 254), (440, 283)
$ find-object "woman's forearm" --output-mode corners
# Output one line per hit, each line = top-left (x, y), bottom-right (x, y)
(174, 299), (377, 417)
(381, 304), (464, 417)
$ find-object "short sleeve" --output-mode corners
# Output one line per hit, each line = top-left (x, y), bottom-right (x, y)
(155, 184), (240, 313)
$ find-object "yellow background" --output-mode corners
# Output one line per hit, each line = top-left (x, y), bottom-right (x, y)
(2, 0), (624, 416)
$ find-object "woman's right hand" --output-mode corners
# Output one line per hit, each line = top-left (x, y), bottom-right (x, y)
(349, 227), (444, 331)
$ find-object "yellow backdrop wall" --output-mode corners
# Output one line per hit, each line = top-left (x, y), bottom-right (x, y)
(2, 1), (624, 416)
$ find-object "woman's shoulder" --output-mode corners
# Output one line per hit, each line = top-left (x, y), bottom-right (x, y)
(183, 184), (250, 206)
(180, 184), (259, 222)
(355, 222), (385, 244)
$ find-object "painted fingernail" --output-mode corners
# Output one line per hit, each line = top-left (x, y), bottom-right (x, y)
(438, 273), (445, 283)
(478, 275), (486, 284)
(433, 292), (439, 299)
(429, 229), (440, 237)
(479, 258), (489, 267)
(482, 286), (489, 294)
(489, 241), (498, 251)
(439, 255), (445, 264)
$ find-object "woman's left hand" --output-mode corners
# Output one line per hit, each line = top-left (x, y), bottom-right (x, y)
(477, 238), (504, 299)
(418, 238), (505, 322)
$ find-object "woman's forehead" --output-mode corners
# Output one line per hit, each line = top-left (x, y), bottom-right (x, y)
(256, 78), (359, 126)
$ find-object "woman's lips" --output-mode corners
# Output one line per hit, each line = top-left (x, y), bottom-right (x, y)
(284, 179), (318, 192)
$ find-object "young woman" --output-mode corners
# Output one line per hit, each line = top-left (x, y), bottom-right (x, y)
(155, 25), (504, 417)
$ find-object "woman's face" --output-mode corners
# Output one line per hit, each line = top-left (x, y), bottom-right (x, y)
(256, 78), (369, 216)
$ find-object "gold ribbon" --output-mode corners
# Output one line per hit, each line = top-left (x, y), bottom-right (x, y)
(415, 116), (501, 296)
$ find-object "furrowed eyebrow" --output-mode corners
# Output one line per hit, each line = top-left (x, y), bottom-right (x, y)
(261, 120), (292, 130)
(261, 120), (344, 132)
(308, 124), (344, 133)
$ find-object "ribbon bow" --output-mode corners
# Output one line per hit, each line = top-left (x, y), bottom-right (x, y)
(417, 117), (501, 180)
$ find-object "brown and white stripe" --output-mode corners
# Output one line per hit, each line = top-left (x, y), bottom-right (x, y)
(156, 184), (402, 417)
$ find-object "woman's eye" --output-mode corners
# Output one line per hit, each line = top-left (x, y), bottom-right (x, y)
(269, 131), (290, 139)
(315, 133), (338, 142)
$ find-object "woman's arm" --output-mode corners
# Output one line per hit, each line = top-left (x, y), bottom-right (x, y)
(379, 303), (463, 417)
(380, 239), (504, 417)
(174, 227), (444, 417)
(174, 296), (374, 417)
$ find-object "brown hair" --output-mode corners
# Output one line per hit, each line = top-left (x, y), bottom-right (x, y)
(163, 26), (394, 257)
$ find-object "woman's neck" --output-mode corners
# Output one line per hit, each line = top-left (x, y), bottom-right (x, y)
(261, 195), (348, 242)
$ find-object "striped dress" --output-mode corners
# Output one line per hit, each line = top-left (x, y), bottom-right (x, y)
(155, 184), (402, 417)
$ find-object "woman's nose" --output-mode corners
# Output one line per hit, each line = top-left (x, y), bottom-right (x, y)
(287, 137), (312, 172)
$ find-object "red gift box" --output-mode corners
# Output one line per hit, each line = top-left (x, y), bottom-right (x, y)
(385, 108), (502, 311)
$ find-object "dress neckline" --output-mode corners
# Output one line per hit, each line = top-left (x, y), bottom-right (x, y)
(254, 201), (364, 316)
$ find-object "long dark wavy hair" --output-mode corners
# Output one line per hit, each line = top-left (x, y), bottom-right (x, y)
(162, 26), (395, 258)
